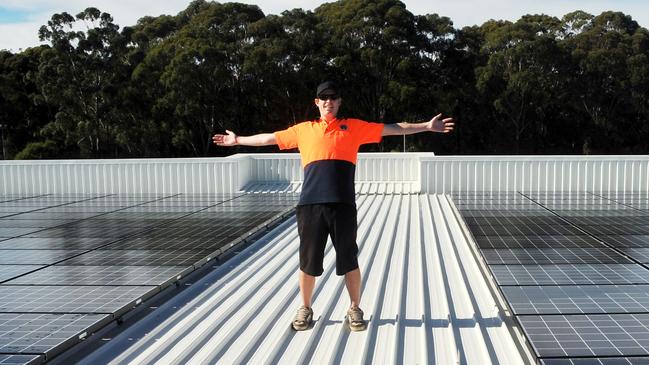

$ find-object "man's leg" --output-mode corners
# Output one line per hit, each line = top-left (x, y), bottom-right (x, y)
(299, 269), (316, 307)
(344, 267), (361, 308)
(293, 205), (326, 331)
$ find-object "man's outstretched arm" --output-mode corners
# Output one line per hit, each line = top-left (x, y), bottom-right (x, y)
(212, 130), (277, 147)
(382, 113), (455, 136)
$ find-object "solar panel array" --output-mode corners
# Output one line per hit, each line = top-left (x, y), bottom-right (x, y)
(454, 191), (649, 364)
(0, 193), (298, 364)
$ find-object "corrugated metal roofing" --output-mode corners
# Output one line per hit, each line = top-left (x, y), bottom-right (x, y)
(77, 194), (532, 365)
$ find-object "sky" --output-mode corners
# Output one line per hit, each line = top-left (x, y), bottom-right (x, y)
(1, 0), (648, 52)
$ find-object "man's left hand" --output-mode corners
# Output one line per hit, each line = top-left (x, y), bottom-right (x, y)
(428, 113), (455, 133)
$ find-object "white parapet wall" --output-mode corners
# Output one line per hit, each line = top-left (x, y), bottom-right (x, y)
(1, 153), (648, 194)
(421, 155), (649, 194)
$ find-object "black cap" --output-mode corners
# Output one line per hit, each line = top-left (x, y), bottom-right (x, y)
(316, 81), (339, 97)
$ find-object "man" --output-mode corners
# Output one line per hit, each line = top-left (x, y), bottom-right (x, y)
(213, 81), (454, 332)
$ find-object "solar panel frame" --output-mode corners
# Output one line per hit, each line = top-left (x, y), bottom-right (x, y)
(491, 264), (649, 286)
(0, 266), (45, 283)
(599, 236), (649, 248)
(580, 225), (649, 236)
(541, 357), (649, 365)
(0, 250), (87, 265)
(0, 228), (45, 238)
(0, 354), (42, 365)
(464, 216), (571, 226)
(469, 224), (588, 237)
(24, 226), (153, 238)
(482, 247), (631, 265)
(474, 235), (605, 249)
(0, 285), (158, 315)
(102, 235), (242, 251)
(0, 313), (110, 358)
(56, 249), (217, 266)
(502, 285), (649, 315)
(0, 237), (114, 250)
(0, 220), (74, 229)
(3, 212), (106, 221)
(617, 248), (649, 264)
(563, 216), (649, 225)
(4, 266), (193, 287)
(518, 314), (649, 357)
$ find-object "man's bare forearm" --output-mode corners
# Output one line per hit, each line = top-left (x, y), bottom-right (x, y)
(235, 133), (277, 146)
(395, 122), (429, 135)
(383, 122), (429, 136)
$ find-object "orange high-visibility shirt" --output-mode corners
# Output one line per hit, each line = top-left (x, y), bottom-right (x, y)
(274, 118), (384, 205)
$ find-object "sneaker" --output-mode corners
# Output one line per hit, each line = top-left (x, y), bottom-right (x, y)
(346, 306), (367, 331)
(292, 305), (313, 331)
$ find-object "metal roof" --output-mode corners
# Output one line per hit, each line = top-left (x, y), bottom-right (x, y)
(76, 193), (532, 365)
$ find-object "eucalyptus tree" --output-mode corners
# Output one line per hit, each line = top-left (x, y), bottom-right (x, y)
(476, 15), (568, 153)
(36, 8), (130, 157)
(0, 48), (56, 159)
(560, 11), (646, 152)
(147, 1), (266, 156)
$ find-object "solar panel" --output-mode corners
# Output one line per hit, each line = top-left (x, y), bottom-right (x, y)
(518, 314), (649, 357)
(543, 205), (632, 211)
(481, 247), (631, 265)
(38, 206), (121, 213)
(617, 248), (649, 264)
(186, 211), (280, 220)
(459, 210), (556, 218)
(502, 285), (649, 315)
(104, 235), (241, 251)
(599, 236), (649, 248)
(5, 266), (192, 286)
(96, 211), (189, 219)
(541, 358), (649, 365)
(0, 219), (72, 228)
(139, 225), (260, 239)
(58, 249), (215, 266)
(0, 250), (86, 265)
(0, 207), (36, 213)
(469, 224), (587, 237)
(24, 226), (151, 238)
(0, 285), (157, 314)
(456, 192), (649, 364)
(0, 266), (44, 283)
(581, 225), (649, 236)
(61, 219), (172, 229)
(563, 216), (649, 226)
(491, 264), (649, 286)
(553, 210), (646, 217)
(0, 237), (114, 250)
(0, 313), (109, 356)
(456, 203), (546, 210)
(474, 235), (605, 249)
(0, 354), (41, 365)
(4, 212), (105, 220)
(464, 216), (569, 227)
(0, 192), (297, 363)
(0, 228), (44, 238)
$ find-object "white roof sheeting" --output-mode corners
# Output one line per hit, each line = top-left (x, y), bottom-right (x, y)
(78, 194), (532, 365)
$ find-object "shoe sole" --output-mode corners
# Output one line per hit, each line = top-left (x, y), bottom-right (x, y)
(291, 314), (313, 331)
(345, 315), (367, 332)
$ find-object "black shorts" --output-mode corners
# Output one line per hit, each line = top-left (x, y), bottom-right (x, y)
(296, 203), (359, 276)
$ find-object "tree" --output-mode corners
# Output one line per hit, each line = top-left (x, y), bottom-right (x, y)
(36, 8), (130, 157)
(476, 15), (568, 153)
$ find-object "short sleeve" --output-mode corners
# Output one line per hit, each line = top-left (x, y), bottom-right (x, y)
(274, 126), (299, 150)
(353, 119), (384, 145)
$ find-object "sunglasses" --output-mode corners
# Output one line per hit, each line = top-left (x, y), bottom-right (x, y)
(318, 94), (340, 101)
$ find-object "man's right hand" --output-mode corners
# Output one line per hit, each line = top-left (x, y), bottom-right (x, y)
(212, 130), (237, 146)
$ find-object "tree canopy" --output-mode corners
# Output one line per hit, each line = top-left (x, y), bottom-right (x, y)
(1, 0), (647, 159)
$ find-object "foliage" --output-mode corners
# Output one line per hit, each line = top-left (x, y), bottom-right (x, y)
(1, 1), (648, 159)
